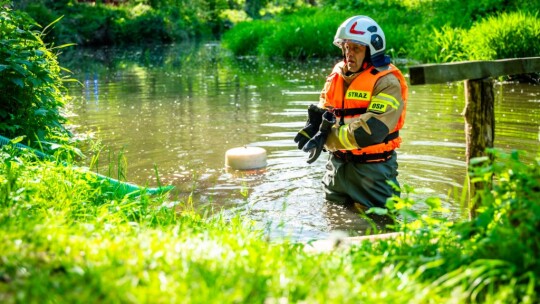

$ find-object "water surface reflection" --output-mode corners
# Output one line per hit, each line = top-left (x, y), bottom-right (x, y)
(61, 44), (540, 241)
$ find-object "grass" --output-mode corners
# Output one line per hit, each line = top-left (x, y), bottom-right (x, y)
(221, 1), (540, 63)
(1, 141), (539, 303)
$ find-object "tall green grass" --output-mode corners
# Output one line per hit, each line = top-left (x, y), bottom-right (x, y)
(258, 9), (346, 60)
(414, 12), (540, 63)
(222, 9), (348, 59)
(1, 138), (539, 303)
(465, 12), (540, 60)
(221, 20), (275, 57)
(222, 1), (540, 63)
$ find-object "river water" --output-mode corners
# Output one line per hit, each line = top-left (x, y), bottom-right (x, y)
(60, 43), (540, 241)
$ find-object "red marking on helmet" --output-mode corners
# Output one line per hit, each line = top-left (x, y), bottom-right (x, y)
(350, 22), (365, 35)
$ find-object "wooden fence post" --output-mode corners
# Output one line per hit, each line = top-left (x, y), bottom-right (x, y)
(408, 57), (540, 220)
(463, 77), (495, 219)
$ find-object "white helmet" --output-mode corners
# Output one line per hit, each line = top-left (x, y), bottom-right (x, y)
(333, 16), (389, 67)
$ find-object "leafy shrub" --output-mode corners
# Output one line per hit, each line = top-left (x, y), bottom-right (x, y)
(257, 9), (343, 59)
(63, 4), (131, 45)
(222, 8), (348, 59)
(464, 12), (540, 60)
(376, 149), (540, 302)
(221, 19), (276, 56)
(464, 150), (540, 274)
(0, 9), (70, 147)
(15, 0), (221, 46)
(409, 11), (540, 63)
(412, 25), (468, 63)
(117, 9), (173, 44)
(221, 5), (423, 60)
(424, 150), (540, 302)
(223, 0), (540, 63)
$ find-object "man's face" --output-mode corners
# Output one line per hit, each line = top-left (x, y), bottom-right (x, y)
(343, 42), (367, 73)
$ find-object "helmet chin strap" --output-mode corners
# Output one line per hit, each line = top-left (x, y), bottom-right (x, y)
(362, 47), (371, 71)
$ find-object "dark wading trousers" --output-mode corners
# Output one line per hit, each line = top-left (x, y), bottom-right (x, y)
(322, 151), (400, 208)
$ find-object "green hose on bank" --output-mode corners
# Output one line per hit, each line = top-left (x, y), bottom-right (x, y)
(0, 135), (174, 197)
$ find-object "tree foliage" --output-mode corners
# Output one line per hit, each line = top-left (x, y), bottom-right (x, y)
(0, 8), (70, 147)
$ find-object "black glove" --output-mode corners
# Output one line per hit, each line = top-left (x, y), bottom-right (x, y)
(303, 111), (336, 164)
(294, 104), (325, 150)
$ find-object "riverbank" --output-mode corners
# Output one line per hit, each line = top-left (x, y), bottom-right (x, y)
(12, 0), (540, 63)
(1, 141), (539, 302)
(221, 7), (540, 63)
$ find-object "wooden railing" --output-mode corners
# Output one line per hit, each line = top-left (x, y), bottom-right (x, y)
(408, 57), (540, 218)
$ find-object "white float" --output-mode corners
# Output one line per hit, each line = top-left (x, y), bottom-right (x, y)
(225, 146), (267, 170)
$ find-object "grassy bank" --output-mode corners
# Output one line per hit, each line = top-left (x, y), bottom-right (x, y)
(1, 141), (539, 302)
(222, 1), (540, 62)
(11, 0), (540, 63)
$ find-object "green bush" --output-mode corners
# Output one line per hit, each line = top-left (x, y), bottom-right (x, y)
(0, 9), (70, 147)
(222, 0), (540, 63)
(464, 12), (540, 60)
(222, 8), (349, 59)
(463, 150), (540, 274)
(258, 9), (346, 59)
(117, 10), (173, 44)
(412, 25), (468, 63)
(221, 5), (425, 60)
(221, 20), (275, 56)
(15, 0), (222, 46)
(409, 12), (540, 63)
(366, 149), (540, 302)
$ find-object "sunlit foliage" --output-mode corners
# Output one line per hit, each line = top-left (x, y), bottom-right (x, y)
(1, 136), (539, 302)
(222, 0), (540, 62)
(0, 8), (70, 148)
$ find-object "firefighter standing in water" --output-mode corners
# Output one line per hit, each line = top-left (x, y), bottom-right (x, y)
(294, 15), (408, 210)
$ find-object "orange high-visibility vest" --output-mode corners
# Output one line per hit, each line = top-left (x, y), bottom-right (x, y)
(323, 63), (408, 156)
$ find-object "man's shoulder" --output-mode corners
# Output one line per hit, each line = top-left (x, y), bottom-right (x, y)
(329, 61), (344, 74)
(372, 71), (405, 98)
(376, 72), (401, 87)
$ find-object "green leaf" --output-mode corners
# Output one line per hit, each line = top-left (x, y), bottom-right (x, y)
(399, 209), (419, 220)
(470, 156), (490, 166)
(425, 197), (442, 210)
(11, 136), (25, 144)
(10, 78), (24, 87)
(49, 143), (62, 150)
(50, 43), (77, 50)
(9, 63), (27, 77)
(368, 207), (388, 216)
(34, 108), (48, 116)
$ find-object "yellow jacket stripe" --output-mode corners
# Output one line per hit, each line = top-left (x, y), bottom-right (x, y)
(376, 93), (400, 108)
(338, 124), (357, 150)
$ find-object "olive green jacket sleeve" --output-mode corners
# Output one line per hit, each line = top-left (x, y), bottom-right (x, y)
(322, 73), (404, 152)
